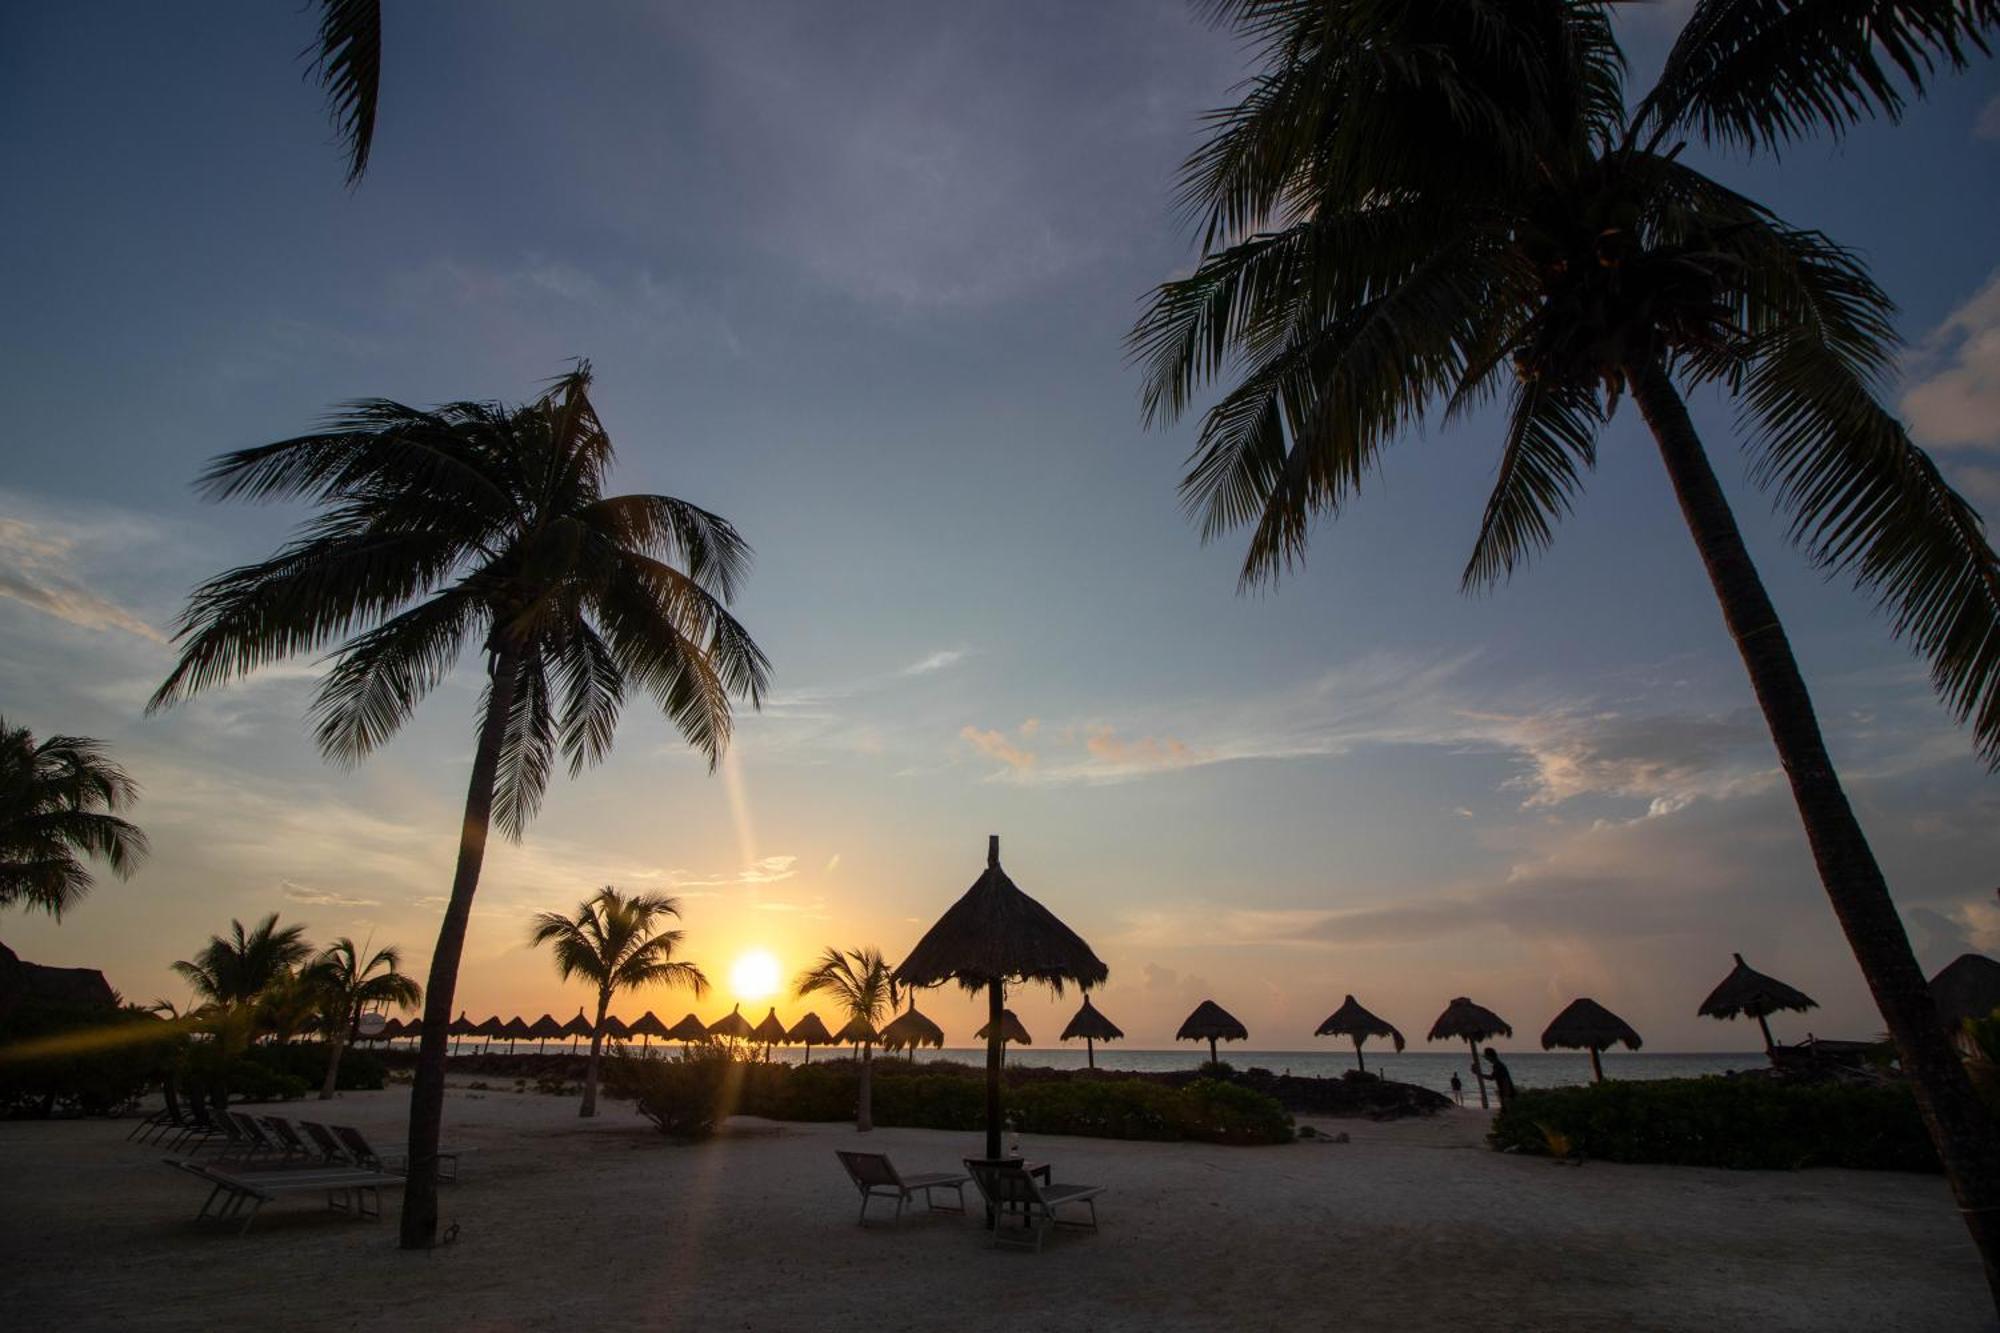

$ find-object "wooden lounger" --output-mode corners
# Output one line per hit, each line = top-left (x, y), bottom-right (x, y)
(164, 1158), (406, 1234)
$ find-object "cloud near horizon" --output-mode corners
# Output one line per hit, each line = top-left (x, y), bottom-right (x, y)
(1902, 269), (2000, 451)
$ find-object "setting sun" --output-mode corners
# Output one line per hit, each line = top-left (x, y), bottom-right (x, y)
(729, 949), (782, 1003)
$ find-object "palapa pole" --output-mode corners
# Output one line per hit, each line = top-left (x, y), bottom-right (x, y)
(1086, 1035), (1094, 1070)
(985, 839), (1007, 1160)
(1467, 1036), (1488, 1109)
(1353, 1034), (1366, 1073)
(1208, 1035), (1218, 1065)
(1757, 1011), (1775, 1055)
(1590, 1046), (1605, 1083)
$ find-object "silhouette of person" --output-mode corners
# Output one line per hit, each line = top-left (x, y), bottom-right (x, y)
(1449, 1070), (1464, 1106)
(1482, 1046), (1516, 1107)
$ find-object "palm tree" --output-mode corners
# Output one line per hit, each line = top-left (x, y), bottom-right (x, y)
(305, 1), (382, 184)
(147, 364), (767, 1249)
(304, 937), (422, 1100)
(172, 913), (314, 1009)
(795, 946), (899, 1132)
(0, 718), (148, 918)
(1136, 0), (2000, 1300)
(528, 888), (707, 1117)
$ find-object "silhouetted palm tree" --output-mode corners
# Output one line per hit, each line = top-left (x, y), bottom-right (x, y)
(0, 718), (148, 918)
(149, 363), (767, 1249)
(172, 914), (314, 1009)
(529, 888), (707, 1117)
(305, 937), (421, 1100)
(306, 0), (381, 184)
(795, 946), (898, 1132)
(1137, 0), (2000, 1299)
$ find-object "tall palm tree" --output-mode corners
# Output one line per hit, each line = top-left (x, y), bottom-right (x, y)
(172, 913), (314, 1009)
(148, 364), (767, 1250)
(528, 887), (707, 1117)
(305, 937), (422, 1100)
(795, 946), (899, 1132)
(1136, 0), (2000, 1300)
(0, 718), (148, 918)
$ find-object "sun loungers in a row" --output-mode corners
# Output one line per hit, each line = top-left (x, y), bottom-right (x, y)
(836, 1151), (1105, 1253)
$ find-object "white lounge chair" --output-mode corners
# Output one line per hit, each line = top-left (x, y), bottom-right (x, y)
(835, 1150), (969, 1225)
(164, 1158), (405, 1233)
(963, 1158), (1104, 1251)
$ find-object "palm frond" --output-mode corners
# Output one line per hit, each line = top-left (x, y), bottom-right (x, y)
(303, 0), (383, 185)
(1462, 378), (1605, 589)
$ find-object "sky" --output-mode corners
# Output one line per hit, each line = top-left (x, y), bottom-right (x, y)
(1, 2), (1997, 1054)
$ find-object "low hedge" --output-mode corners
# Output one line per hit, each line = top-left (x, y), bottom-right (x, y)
(241, 1041), (388, 1093)
(1489, 1076), (1942, 1172)
(607, 1055), (1292, 1145)
(0, 1004), (182, 1117)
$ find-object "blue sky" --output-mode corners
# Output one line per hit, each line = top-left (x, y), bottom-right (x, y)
(2, 2), (1997, 1051)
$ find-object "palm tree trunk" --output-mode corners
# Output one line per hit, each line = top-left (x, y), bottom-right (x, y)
(1630, 358), (2000, 1308)
(581, 989), (610, 1117)
(984, 980), (1004, 1160)
(399, 647), (519, 1251)
(857, 1040), (874, 1132)
(1757, 1012), (1776, 1054)
(319, 1018), (347, 1100)
(1468, 1038), (1488, 1109)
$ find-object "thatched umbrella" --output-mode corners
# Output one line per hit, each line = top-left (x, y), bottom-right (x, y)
(378, 1016), (406, 1043)
(1428, 997), (1512, 1109)
(1540, 998), (1643, 1083)
(666, 1012), (710, 1049)
(473, 1014), (506, 1055)
(893, 834), (1108, 1161)
(1314, 994), (1404, 1073)
(751, 1006), (789, 1058)
(787, 1011), (835, 1064)
(559, 1008), (593, 1054)
(600, 1014), (632, 1046)
(448, 1010), (477, 1055)
(1177, 999), (1248, 1067)
(1931, 954), (2000, 1029)
(1699, 953), (1816, 1054)
(630, 1010), (670, 1052)
(526, 1012), (564, 1054)
(1060, 996), (1123, 1070)
(709, 1004), (755, 1052)
(879, 1004), (945, 1062)
(499, 1016), (532, 1053)
(975, 1009), (1033, 1066)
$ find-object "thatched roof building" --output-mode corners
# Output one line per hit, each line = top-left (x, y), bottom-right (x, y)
(1177, 999), (1248, 1066)
(1541, 998), (1642, 1082)
(0, 942), (117, 1020)
(1699, 953), (1816, 1052)
(1315, 994), (1404, 1072)
(1931, 954), (2000, 1028)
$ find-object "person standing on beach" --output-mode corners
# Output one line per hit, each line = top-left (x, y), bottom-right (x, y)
(1449, 1071), (1463, 1106)
(1483, 1047), (1516, 1108)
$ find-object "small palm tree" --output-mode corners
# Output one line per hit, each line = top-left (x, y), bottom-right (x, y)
(795, 946), (898, 1132)
(529, 888), (707, 1117)
(172, 914), (314, 1009)
(304, 937), (422, 1100)
(1138, 0), (2000, 1299)
(148, 364), (766, 1249)
(0, 718), (148, 919)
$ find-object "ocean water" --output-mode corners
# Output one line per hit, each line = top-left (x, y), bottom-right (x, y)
(434, 1041), (1765, 1096)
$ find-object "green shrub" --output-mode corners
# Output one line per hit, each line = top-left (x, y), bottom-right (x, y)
(241, 1042), (387, 1092)
(0, 1004), (182, 1117)
(607, 1053), (739, 1139)
(1489, 1077), (1941, 1172)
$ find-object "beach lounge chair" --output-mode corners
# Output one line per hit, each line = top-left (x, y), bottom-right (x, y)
(332, 1124), (465, 1183)
(227, 1111), (285, 1159)
(834, 1150), (969, 1226)
(164, 1157), (405, 1233)
(164, 1104), (226, 1153)
(258, 1116), (316, 1160)
(299, 1120), (349, 1165)
(963, 1159), (1105, 1252)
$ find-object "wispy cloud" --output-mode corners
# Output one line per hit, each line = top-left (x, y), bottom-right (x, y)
(902, 648), (967, 676)
(0, 512), (166, 643)
(960, 724), (1036, 771)
(280, 880), (381, 909)
(1902, 269), (2000, 451)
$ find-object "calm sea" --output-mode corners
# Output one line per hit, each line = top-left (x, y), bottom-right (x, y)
(440, 1041), (1764, 1095)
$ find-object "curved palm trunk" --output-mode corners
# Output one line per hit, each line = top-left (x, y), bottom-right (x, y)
(1467, 1038), (1488, 1109)
(580, 988), (611, 1117)
(857, 1041), (874, 1132)
(319, 1008), (351, 1100)
(1630, 359), (2000, 1307)
(400, 649), (519, 1251)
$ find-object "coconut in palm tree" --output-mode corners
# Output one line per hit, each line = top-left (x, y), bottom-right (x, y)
(149, 364), (767, 1248)
(305, 937), (421, 1100)
(1135, 1), (2000, 1293)
(795, 946), (899, 1132)
(0, 718), (148, 919)
(529, 887), (708, 1118)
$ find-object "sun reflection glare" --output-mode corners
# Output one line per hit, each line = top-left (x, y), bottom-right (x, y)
(729, 949), (781, 1002)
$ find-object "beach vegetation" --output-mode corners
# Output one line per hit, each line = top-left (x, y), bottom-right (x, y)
(1139, 0), (2000, 1292)
(148, 363), (767, 1248)
(301, 937), (421, 1100)
(0, 718), (148, 920)
(795, 945), (899, 1132)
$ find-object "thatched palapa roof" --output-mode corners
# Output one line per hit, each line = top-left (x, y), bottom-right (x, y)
(1061, 996), (1124, 1043)
(449, 1012), (479, 1036)
(1931, 954), (2000, 1027)
(833, 1013), (879, 1044)
(975, 1009), (1033, 1045)
(1428, 997), (1512, 1043)
(1315, 995), (1404, 1050)
(629, 1011), (670, 1040)
(1699, 953), (1816, 1020)
(879, 1005), (944, 1050)
(667, 1012), (710, 1042)
(473, 1014), (507, 1038)
(499, 1016), (532, 1040)
(892, 836), (1107, 993)
(377, 1017), (406, 1039)
(787, 1011), (836, 1046)
(525, 1013), (564, 1040)
(559, 1009), (593, 1037)
(1177, 1000), (1248, 1043)
(709, 1004), (755, 1041)
(751, 1007), (789, 1044)
(600, 1014), (631, 1039)
(1541, 998), (1643, 1053)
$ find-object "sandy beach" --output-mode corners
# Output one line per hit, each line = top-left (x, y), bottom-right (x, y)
(1, 1087), (1986, 1332)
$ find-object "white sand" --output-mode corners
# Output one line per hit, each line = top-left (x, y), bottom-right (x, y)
(1, 1085), (1988, 1332)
